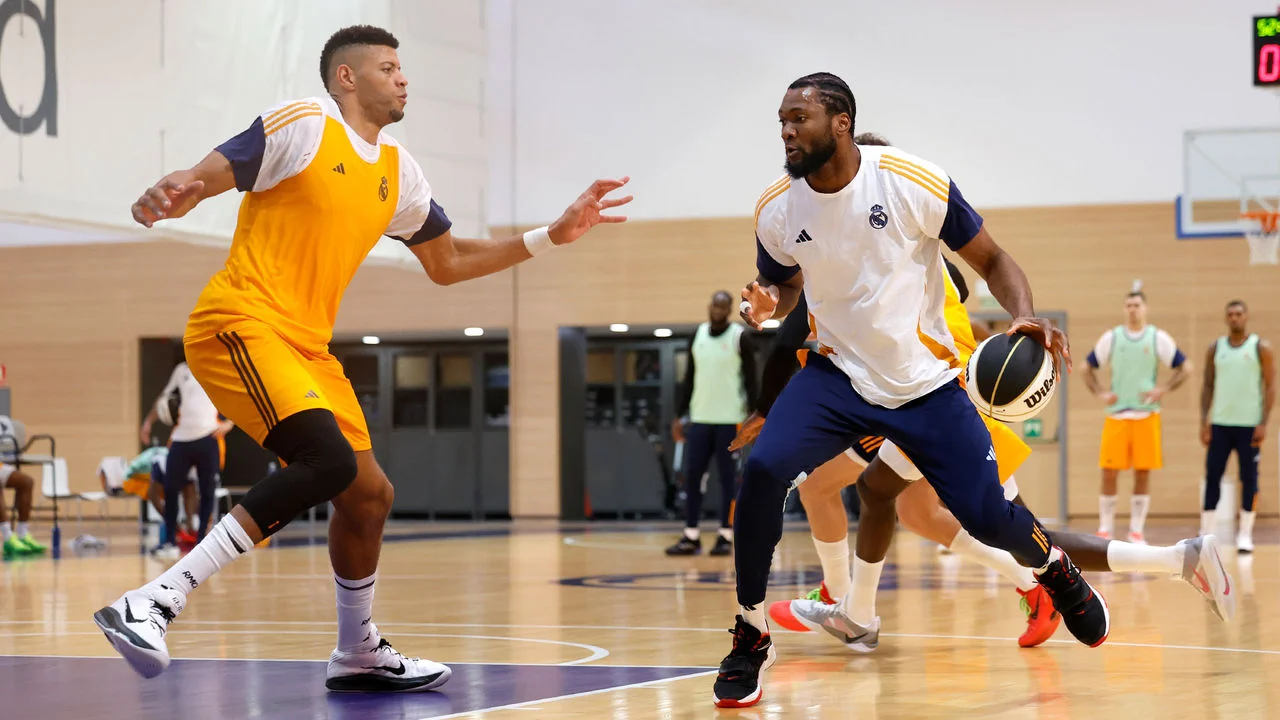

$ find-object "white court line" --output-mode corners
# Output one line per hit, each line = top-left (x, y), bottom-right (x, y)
(0, 652), (713, 669)
(5, 619), (1271, 657)
(424, 670), (718, 720)
(561, 537), (667, 551)
(0, 630), (609, 665)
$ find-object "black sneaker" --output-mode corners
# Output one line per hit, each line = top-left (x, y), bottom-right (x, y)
(665, 536), (701, 556)
(1036, 547), (1110, 648)
(713, 615), (775, 708)
(709, 535), (733, 557)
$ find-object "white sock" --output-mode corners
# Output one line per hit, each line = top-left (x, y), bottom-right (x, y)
(949, 529), (1037, 592)
(719, 527), (733, 542)
(741, 604), (768, 633)
(1200, 510), (1216, 537)
(847, 556), (883, 627)
(1106, 539), (1183, 574)
(145, 514), (253, 604)
(1098, 495), (1118, 534)
(1239, 510), (1257, 539)
(812, 536), (851, 600)
(683, 527), (700, 541)
(1129, 495), (1150, 535)
(336, 572), (380, 652)
(1033, 546), (1064, 575)
(0, 524), (10, 541)
(16, 522), (29, 537)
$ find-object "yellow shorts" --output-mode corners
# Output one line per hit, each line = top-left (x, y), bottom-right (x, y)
(877, 413), (1031, 487)
(1099, 414), (1162, 471)
(121, 475), (151, 499)
(184, 320), (371, 452)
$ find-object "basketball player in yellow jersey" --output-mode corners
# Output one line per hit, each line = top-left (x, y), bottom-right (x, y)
(93, 25), (631, 693)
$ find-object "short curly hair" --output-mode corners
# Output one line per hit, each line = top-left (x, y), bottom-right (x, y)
(320, 25), (400, 89)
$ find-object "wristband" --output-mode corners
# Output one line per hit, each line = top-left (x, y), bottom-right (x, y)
(523, 226), (554, 256)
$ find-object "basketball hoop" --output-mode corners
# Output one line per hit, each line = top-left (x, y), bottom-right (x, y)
(1241, 211), (1280, 265)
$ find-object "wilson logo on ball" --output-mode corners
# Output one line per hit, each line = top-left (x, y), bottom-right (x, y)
(965, 332), (1058, 422)
(1022, 370), (1057, 409)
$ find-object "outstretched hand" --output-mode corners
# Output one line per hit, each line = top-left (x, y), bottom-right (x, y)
(1007, 317), (1071, 373)
(548, 178), (633, 245)
(132, 178), (205, 228)
(739, 282), (780, 330)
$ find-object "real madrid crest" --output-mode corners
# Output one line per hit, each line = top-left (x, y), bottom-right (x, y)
(378, 176), (389, 202)
(869, 203), (888, 229)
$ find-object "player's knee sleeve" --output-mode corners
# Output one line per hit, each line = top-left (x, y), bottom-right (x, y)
(238, 409), (358, 535)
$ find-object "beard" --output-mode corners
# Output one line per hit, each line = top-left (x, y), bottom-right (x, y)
(388, 107), (405, 123)
(784, 132), (838, 179)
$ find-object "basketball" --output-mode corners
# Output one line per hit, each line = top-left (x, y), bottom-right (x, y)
(965, 332), (1058, 422)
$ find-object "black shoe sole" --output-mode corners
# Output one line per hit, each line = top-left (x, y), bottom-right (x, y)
(665, 546), (701, 556)
(326, 667), (452, 693)
(93, 607), (168, 679)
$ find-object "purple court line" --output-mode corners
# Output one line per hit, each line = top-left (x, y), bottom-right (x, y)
(0, 656), (710, 720)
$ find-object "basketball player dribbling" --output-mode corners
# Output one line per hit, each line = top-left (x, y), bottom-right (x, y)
(713, 73), (1110, 709)
(93, 25), (631, 692)
(732, 244), (1231, 653)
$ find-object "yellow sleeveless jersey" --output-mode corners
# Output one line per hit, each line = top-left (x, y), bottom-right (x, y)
(942, 264), (978, 366)
(185, 96), (451, 351)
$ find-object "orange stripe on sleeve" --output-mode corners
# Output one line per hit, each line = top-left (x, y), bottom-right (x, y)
(264, 109), (322, 137)
(264, 101), (313, 126)
(880, 163), (948, 204)
(879, 155), (948, 195)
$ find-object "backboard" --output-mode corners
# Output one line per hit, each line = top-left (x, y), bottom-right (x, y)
(1177, 127), (1280, 238)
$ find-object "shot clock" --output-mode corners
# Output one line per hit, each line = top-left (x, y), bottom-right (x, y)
(1256, 14), (1280, 86)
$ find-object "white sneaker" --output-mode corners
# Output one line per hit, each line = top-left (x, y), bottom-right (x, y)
(1236, 530), (1255, 555)
(785, 599), (880, 653)
(1177, 535), (1235, 623)
(92, 585), (185, 679)
(325, 637), (452, 692)
(150, 543), (180, 560)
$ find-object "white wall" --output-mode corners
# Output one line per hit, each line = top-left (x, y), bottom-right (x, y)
(0, 0), (485, 262)
(488, 0), (1279, 225)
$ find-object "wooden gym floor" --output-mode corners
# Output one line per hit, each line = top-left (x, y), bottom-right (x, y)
(0, 517), (1274, 719)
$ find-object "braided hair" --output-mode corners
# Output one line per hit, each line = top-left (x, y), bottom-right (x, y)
(788, 72), (856, 133)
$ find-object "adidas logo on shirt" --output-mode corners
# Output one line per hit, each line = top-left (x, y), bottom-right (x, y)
(986, 446), (997, 462)
(795, 229), (813, 244)
(332, 163), (346, 175)
(305, 390), (320, 399)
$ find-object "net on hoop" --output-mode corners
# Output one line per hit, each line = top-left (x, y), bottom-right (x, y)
(1241, 212), (1280, 265)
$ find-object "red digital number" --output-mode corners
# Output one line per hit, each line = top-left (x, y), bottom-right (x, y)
(1261, 44), (1280, 83)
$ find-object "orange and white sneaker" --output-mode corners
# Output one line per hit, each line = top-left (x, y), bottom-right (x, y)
(1095, 530), (1111, 540)
(1127, 531), (1147, 545)
(1016, 585), (1061, 648)
(768, 582), (835, 632)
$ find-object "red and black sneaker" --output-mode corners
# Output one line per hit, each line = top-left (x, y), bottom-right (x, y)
(1016, 584), (1061, 648)
(712, 615), (776, 709)
(1036, 547), (1110, 648)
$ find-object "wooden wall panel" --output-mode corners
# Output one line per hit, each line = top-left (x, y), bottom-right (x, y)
(0, 241), (512, 493)
(2, 202), (1276, 521)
